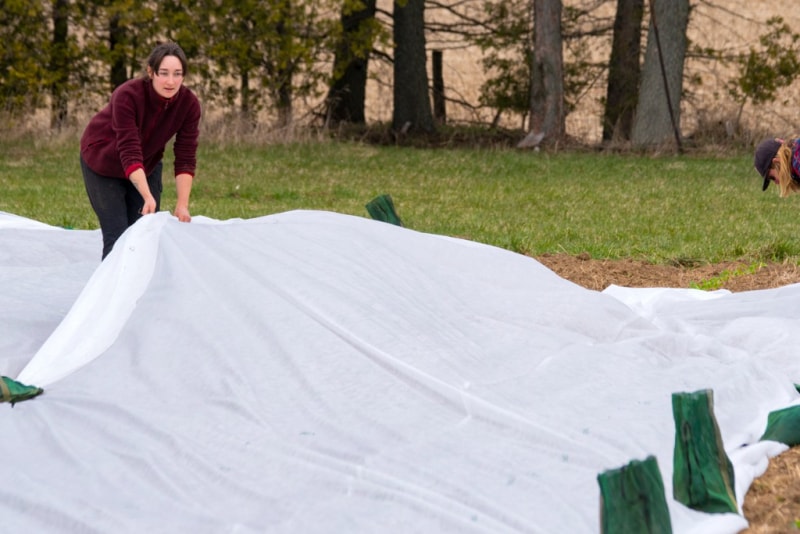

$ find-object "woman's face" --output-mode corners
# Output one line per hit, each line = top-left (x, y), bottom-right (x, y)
(148, 55), (184, 99)
(768, 156), (781, 185)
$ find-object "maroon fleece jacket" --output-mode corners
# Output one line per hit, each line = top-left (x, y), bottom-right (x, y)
(80, 78), (201, 179)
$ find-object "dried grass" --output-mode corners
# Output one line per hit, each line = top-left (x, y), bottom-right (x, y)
(541, 255), (800, 533)
(742, 447), (800, 533)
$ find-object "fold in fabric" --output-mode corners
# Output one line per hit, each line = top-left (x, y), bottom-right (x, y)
(1, 210), (798, 533)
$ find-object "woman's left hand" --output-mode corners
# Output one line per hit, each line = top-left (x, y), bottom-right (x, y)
(174, 206), (192, 222)
(174, 174), (193, 223)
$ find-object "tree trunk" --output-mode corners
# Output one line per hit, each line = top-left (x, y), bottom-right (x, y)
(275, 8), (293, 127)
(392, 0), (435, 134)
(109, 14), (128, 89)
(432, 49), (446, 124)
(631, 0), (690, 148)
(240, 69), (250, 117)
(602, 0), (644, 142)
(524, 0), (564, 147)
(277, 73), (293, 127)
(50, 0), (69, 129)
(326, 0), (377, 126)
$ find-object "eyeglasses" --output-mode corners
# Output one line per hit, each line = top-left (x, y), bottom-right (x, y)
(156, 70), (183, 79)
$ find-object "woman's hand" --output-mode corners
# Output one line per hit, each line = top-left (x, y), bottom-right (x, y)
(129, 168), (156, 215)
(174, 173), (194, 223)
(174, 205), (191, 222)
(140, 196), (157, 215)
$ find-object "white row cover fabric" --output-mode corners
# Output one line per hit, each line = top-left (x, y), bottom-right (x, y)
(1, 209), (798, 533)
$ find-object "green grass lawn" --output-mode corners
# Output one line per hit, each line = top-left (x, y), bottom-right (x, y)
(1, 134), (798, 265)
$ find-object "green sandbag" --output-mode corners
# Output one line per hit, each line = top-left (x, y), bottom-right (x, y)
(672, 389), (737, 514)
(597, 455), (673, 534)
(1, 376), (44, 406)
(760, 405), (800, 446)
(365, 194), (403, 227)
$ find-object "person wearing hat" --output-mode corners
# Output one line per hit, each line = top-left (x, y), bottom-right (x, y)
(754, 137), (800, 197)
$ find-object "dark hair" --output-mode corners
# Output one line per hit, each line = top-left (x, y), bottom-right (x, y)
(146, 42), (188, 76)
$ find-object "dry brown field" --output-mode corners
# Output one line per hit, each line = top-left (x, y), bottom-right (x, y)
(542, 254), (800, 533)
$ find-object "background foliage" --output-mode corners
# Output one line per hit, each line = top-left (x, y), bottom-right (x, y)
(2, 0), (800, 143)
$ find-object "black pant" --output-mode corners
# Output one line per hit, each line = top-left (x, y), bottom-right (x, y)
(81, 156), (163, 259)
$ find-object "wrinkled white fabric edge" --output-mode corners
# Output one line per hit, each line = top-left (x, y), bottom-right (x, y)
(17, 214), (172, 386)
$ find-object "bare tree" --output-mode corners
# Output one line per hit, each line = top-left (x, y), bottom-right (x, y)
(50, 0), (70, 129)
(520, 0), (564, 148)
(108, 13), (128, 89)
(631, 0), (690, 149)
(392, 0), (435, 134)
(326, 0), (378, 126)
(602, 0), (643, 142)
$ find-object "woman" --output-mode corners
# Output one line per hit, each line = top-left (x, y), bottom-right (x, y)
(754, 137), (800, 197)
(80, 42), (201, 259)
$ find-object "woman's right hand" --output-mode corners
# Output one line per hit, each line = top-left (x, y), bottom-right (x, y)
(140, 195), (157, 215)
(129, 168), (156, 215)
